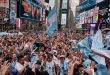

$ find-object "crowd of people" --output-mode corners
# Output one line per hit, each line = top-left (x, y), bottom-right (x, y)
(0, 28), (110, 75)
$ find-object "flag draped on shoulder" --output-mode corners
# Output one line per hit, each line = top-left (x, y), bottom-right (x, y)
(91, 29), (104, 50)
(46, 6), (58, 36)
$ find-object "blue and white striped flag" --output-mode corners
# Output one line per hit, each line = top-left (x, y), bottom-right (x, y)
(91, 29), (104, 50)
(46, 6), (58, 36)
(77, 36), (93, 57)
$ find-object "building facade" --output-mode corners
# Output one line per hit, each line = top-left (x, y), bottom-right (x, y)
(0, 0), (44, 31)
(76, 0), (110, 30)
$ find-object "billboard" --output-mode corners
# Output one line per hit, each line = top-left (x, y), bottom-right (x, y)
(76, 22), (82, 28)
(20, 0), (42, 20)
(80, 6), (99, 25)
(85, 9), (94, 24)
(80, 12), (85, 24)
(61, 14), (67, 25)
(38, 7), (43, 21)
(62, 0), (68, 9)
(20, 0), (32, 19)
(85, 11), (91, 24)
(90, 24), (96, 35)
(93, 7), (99, 23)
(10, 0), (17, 24)
(31, 4), (37, 19)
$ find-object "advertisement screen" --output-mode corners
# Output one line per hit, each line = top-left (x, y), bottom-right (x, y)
(31, 4), (37, 19)
(93, 7), (99, 23)
(10, 0), (17, 24)
(35, 7), (41, 21)
(20, 0), (42, 20)
(90, 24), (96, 35)
(62, 0), (67, 9)
(76, 22), (82, 28)
(61, 14), (67, 25)
(20, 0), (32, 19)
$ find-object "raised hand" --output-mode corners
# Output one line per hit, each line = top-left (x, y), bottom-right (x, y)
(2, 61), (10, 75)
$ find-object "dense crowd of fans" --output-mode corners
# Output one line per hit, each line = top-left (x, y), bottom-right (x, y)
(0, 29), (110, 75)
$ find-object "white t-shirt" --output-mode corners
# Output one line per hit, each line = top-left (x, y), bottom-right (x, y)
(15, 62), (24, 71)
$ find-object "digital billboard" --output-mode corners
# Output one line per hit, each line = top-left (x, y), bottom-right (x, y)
(76, 22), (82, 28)
(31, 4), (37, 19)
(62, 0), (68, 9)
(90, 24), (96, 35)
(10, 0), (17, 24)
(61, 14), (67, 25)
(20, 0), (42, 20)
(93, 7), (99, 23)
(20, 0), (32, 19)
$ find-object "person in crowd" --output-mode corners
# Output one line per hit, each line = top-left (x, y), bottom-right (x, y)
(46, 53), (56, 75)
(15, 54), (29, 75)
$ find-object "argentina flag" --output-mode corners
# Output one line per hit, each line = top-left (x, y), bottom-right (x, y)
(91, 29), (104, 50)
(46, 6), (58, 36)
(77, 35), (93, 57)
